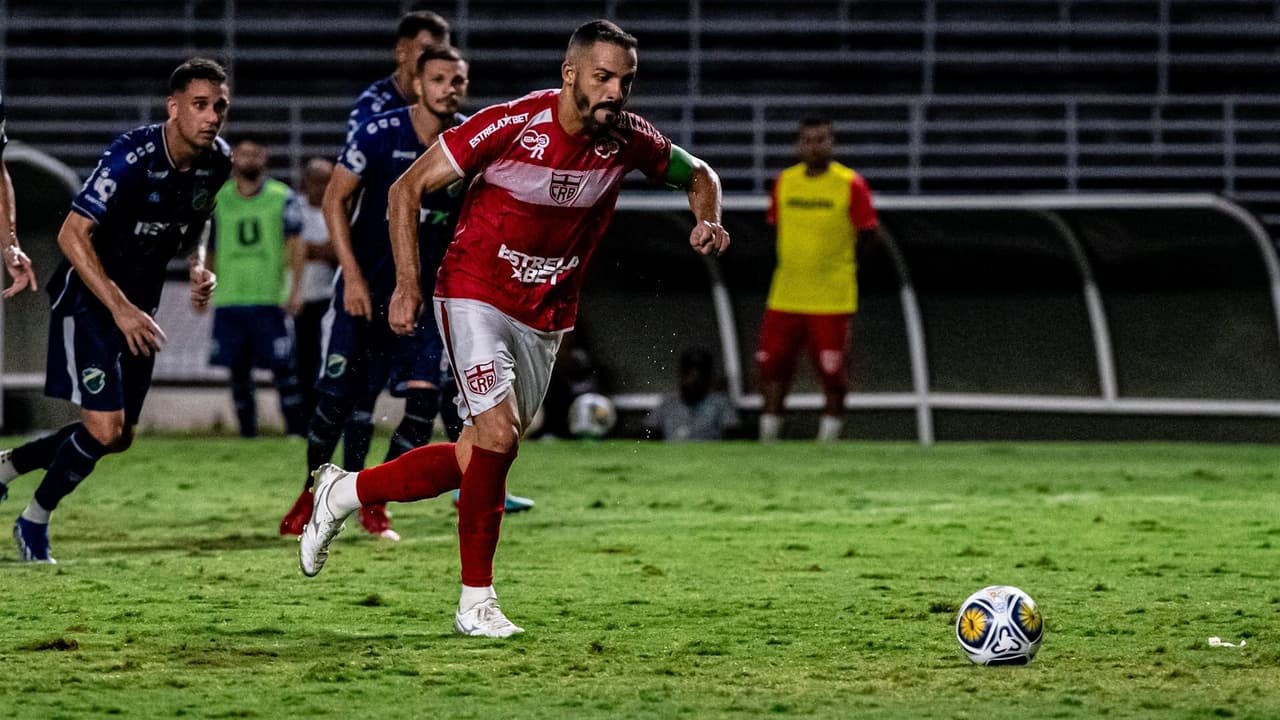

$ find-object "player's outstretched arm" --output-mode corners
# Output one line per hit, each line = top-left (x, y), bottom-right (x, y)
(0, 159), (37, 298)
(58, 212), (165, 356)
(665, 144), (729, 257)
(387, 141), (462, 335)
(322, 165), (373, 320)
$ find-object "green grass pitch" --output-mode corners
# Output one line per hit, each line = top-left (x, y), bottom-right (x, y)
(0, 437), (1278, 719)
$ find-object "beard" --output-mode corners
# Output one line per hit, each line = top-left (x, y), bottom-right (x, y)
(573, 82), (621, 134)
(238, 166), (264, 182)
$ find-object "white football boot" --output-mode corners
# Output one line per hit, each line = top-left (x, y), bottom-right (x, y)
(298, 463), (356, 577)
(454, 597), (525, 638)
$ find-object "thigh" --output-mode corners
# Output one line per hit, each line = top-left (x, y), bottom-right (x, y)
(388, 323), (445, 397)
(314, 300), (369, 398)
(435, 298), (563, 432)
(209, 306), (249, 368)
(755, 309), (805, 378)
(119, 348), (157, 425)
(805, 313), (853, 378)
(44, 309), (129, 414)
(250, 306), (293, 370)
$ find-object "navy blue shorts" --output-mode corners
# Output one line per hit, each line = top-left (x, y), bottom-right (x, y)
(315, 294), (444, 400)
(44, 307), (156, 424)
(209, 305), (293, 370)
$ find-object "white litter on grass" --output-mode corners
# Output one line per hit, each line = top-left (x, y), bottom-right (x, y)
(1208, 636), (1247, 648)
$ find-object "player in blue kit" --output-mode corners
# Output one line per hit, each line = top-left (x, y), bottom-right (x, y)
(346, 10), (451, 144)
(339, 10), (536, 517)
(338, 9), (454, 474)
(280, 45), (469, 539)
(0, 59), (231, 562)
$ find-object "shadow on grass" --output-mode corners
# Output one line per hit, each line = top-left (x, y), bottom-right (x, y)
(90, 532), (287, 556)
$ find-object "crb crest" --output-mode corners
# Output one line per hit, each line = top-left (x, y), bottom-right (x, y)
(465, 361), (497, 395)
(548, 172), (583, 205)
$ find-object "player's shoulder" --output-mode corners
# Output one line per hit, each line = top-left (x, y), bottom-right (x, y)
(777, 163), (808, 182)
(97, 123), (165, 173)
(213, 178), (237, 203)
(353, 76), (395, 106)
(262, 177), (294, 198)
(356, 106), (410, 140)
(828, 161), (858, 182)
(614, 111), (668, 146)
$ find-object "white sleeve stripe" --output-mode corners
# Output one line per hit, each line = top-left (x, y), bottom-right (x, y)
(439, 138), (465, 179)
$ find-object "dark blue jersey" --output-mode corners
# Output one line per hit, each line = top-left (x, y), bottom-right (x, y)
(338, 106), (464, 298)
(50, 123), (232, 314)
(346, 75), (409, 144)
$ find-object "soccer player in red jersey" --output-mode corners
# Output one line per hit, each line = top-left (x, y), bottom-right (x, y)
(300, 20), (730, 637)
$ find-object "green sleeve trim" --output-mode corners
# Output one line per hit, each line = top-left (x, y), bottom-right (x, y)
(663, 144), (697, 190)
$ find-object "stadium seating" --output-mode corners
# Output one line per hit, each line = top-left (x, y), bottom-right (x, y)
(5, 0), (1280, 224)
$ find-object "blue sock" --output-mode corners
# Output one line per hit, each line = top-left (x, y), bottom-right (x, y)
(305, 393), (353, 489)
(32, 427), (110, 512)
(343, 411), (375, 471)
(385, 389), (439, 462)
(10, 423), (80, 474)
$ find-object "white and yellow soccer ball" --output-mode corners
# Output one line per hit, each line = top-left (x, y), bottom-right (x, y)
(568, 392), (617, 439)
(955, 585), (1044, 665)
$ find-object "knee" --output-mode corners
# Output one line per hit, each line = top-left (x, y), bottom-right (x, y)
(83, 417), (128, 451)
(110, 426), (137, 453)
(474, 419), (520, 455)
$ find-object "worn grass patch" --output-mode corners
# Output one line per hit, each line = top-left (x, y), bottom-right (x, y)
(0, 437), (1277, 718)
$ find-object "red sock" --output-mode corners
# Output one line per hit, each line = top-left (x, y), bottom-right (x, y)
(458, 446), (516, 587)
(356, 443), (462, 505)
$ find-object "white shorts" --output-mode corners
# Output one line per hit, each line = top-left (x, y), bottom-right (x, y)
(435, 298), (566, 432)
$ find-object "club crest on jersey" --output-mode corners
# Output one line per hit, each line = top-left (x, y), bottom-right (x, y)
(81, 367), (106, 395)
(594, 138), (620, 159)
(325, 353), (347, 378)
(520, 130), (549, 160)
(192, 188), (211, 211)
(465, 361), (497, 395)
(549, 172), (583, 205)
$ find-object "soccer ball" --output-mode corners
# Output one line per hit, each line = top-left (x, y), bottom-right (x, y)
(568, 393), (617, 439)
(955, 585), (1044, 665)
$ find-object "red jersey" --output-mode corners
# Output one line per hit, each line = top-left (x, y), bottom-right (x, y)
(437, 89), (672, 331)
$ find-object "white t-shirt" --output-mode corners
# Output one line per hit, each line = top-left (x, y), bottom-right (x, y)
(298, 202), (335, 302)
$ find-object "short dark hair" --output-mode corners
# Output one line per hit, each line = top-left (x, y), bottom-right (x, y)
(799, 114), (833, 130)
(567, 19), (638, 54)
(397, 10), (449, 42)
(416, 44), (464, 74)
(169, 58), (227, 93)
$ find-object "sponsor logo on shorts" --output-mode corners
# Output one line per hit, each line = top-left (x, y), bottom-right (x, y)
(465, 361), (497, 395)
(326, 353), (347, 378)
(497, 243), (580, 286)
(81, 367), (107, 395)
(548, 172), (582, 205)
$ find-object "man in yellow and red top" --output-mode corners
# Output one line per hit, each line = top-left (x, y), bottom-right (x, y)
(755, 115), (880, 442)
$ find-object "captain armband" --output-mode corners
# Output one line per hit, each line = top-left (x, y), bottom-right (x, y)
(662, 144), (699, 191)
